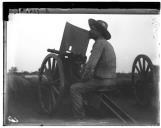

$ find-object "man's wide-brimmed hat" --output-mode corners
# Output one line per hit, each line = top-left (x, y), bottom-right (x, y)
(88, 18), (111, 40)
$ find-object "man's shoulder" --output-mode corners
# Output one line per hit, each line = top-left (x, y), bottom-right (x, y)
(96, 39), (111, 47)
(96, 38), (107, 44)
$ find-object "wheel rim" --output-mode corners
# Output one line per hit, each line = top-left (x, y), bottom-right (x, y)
(38, 54), (64, 114)
(132, 54), (153, 106)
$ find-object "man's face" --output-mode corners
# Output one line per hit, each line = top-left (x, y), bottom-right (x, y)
(89, 29), (101, 40)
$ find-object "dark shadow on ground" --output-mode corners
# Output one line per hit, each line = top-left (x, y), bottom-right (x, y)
(4, 74), (159, 126)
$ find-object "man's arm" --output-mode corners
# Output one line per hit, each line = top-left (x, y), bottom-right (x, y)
(86, 40), (104, 70)
(82, 40), (104, 80)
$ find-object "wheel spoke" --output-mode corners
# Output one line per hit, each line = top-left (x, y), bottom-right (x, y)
(51, 58), (55, 71)
(52, 85), (60, 95)
(134, 79), (140, 84)
(44, 63), (53, 78)
(54, 62), (58, 72)
(138, 59), (143, 72)
(44, 65), (48, 73)
(42, 74), (48, 81)
(133, 71), (139, 80)
(54, 79), (60, 83)
(40, 87), (50, 113)
(48, 58), (52, 71)
(52, 63), (58, 77)
(145, 64), (150, 73)
(142, 58), (146, 72)
(50, 89), (57, 107)
(135, 65), (141, 74)
(49, 79), (60, 85)
(48, 89), (52, 112)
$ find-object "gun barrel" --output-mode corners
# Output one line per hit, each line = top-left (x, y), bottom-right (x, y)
(47, 49), (60, 54)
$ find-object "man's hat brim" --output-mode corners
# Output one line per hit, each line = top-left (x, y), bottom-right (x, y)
(88, 18), (111, 40)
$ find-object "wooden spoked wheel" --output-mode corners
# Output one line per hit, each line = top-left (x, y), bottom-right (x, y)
(38, 54), (64, 114)
(132, 54), (154, 106)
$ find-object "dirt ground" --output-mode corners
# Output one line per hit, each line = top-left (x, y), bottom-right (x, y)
(4, 74), (159, 126)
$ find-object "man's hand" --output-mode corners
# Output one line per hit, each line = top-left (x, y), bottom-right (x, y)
(81, 67), (94, 81)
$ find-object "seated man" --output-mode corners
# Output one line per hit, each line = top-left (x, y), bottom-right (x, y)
(70, 18), (116, 119)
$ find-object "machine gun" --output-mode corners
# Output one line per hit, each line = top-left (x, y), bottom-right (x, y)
(38, 22), (89, 114)
(47, 48), (87, 64)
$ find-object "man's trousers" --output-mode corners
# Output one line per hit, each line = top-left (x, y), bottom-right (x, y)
(70, 78), (116, 118)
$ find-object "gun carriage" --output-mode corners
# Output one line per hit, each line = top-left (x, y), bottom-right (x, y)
(38, 22), (159, 121)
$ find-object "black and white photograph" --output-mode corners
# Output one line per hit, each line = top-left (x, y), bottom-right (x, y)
(3, 2), (160, 126)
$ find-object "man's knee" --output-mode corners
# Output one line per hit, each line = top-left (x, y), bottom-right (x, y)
(70, 83), (83, 94)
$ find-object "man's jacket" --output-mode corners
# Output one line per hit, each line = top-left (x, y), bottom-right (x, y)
(86, 38), (116, 79)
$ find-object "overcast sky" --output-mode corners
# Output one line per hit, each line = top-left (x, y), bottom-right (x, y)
(7, 14), (160, 73)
